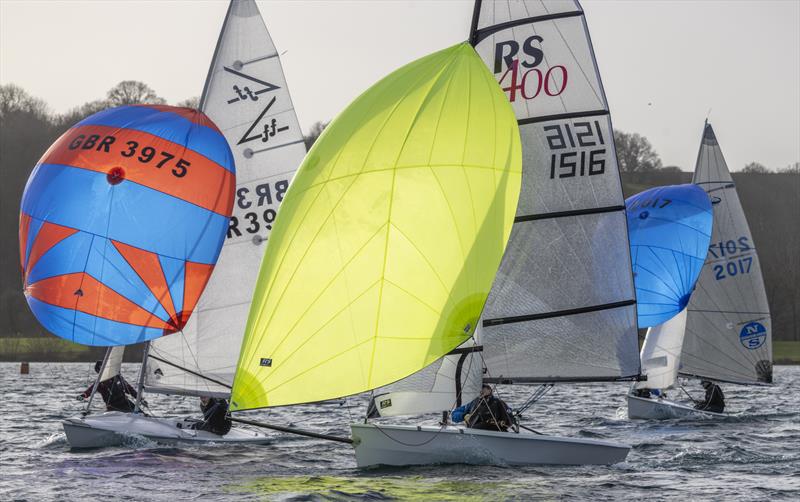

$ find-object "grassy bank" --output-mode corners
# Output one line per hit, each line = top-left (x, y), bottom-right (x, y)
(774, 341), (800, 365)
(0, 337), (143, 362)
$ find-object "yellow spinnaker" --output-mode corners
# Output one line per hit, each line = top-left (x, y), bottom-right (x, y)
(231, 43), (522, 411)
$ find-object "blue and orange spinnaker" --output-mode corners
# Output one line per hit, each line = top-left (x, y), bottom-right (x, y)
(19, 105), (235, 346)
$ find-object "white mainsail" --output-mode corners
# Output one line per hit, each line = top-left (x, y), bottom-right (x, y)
(681, 123), (772, 384)
(145, 0), (306, 397)
(367, 0), (639, 415)
(634, 308), (687, 390)
(473, 0), (639, 383)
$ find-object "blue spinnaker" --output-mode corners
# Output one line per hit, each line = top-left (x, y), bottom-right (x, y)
(626, 184), (713, 328)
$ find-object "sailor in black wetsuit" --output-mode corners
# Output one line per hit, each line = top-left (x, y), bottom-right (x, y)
(694, 380), (725, 413)
(192, 396), (232, 436)
(451, 384), (514, 432)
(79, 360), (138, 412)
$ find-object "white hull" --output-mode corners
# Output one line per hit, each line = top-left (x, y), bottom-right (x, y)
(350, 423), (630, 468)
(626, 394), (727, 420)
(62, 412), (270, 449)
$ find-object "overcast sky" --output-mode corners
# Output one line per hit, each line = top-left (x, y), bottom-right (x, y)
(1, 0), (798, 171)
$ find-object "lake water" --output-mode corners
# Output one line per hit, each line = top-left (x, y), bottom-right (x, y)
(1, 363), (798, 501)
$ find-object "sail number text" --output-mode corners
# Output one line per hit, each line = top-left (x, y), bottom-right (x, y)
(228, 180), (289, 238)
(708, 237), (754, 280)
(544, 121), (606, 179)
(68, 134), (190, 178)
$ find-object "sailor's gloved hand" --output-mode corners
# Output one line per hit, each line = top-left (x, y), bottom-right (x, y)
(464, 413), (471, 424)
(141, 399), (149, 408)
(76, 394), (85, 401)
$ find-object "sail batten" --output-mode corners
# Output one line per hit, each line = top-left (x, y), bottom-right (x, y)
(145, 0), (306, 397)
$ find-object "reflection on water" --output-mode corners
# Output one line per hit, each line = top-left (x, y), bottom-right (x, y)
(238, 475), (519, 500)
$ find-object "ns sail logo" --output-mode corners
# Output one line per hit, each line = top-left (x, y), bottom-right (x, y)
(493, 35), (568, 102)
(739, 321), (767, 350)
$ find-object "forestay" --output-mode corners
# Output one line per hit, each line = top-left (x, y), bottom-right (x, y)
(231, 43), (522, 411)
(146, 0), (306, 397)
(471, 0), (639, 383)
(681, 123), (772, 384)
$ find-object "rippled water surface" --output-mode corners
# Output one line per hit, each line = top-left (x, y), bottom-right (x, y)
(1, 363), (798, 501)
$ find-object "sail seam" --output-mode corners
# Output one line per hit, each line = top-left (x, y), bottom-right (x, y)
(484, 375), (640, 384)
(514, 204), (624, 223)
(472, 10), (584, 45)
(518, 109), (608, 125)
(482, 299), (635, 327)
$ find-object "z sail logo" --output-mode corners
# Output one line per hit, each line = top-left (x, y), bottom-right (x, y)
(493, 36), (568, 102)
(237, 97), (290, 146)
(224, 66), (280, 104)
(739, 322), (767, 350)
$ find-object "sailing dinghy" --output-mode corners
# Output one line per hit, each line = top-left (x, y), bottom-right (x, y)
(62, 0), (305, 447)
(621, 183), (715, 419)
(626, 123), (773, 419)
(229, 0), (638, 468)
(353, 0), (641, 467)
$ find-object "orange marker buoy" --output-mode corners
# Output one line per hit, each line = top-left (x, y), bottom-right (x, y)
(20, 362), (30, 374)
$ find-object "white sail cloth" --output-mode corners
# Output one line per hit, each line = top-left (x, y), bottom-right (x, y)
(146, 0), (306, 397)
(99, 346), (125, 382)
(473, 0), (639, 383)
(634, 308), (687, 390)
(681, 124), (772, 384)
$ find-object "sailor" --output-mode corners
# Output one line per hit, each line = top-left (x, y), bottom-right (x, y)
(451, 384), (514, 432)
(79, 360), (139, 413)
(694, 380), (725, 413)
(192, 396), (232, 436)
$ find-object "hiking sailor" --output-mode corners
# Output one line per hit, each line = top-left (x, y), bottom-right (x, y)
(451, 384), (514, 431)
(694, 380), (725, 413)
(78, 360), (140, 413)
(191, 396), (232, 436)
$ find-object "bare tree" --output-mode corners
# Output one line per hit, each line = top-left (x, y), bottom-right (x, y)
(304, 121), (329, 150)
(0, 83), (49, 119)
(778, 162), (799, 174)
(742, 162), (770, 174)
(176, 96), (200, 109)
(613, 130), (663, 173)
(106, 80), (166, 106)
(660, 165), (683, 173)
